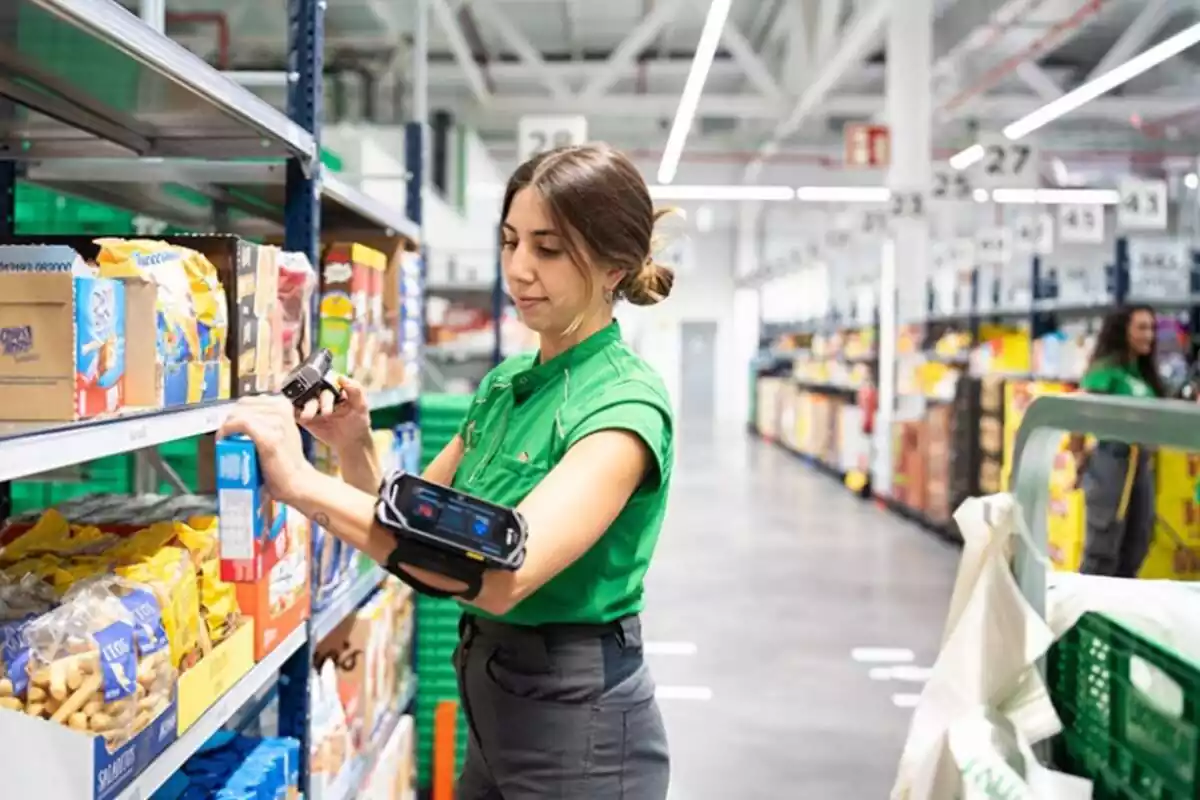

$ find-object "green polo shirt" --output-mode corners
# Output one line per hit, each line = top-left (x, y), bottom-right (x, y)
(1080, 358), (1157, 398)
(451, 321), (674, 626)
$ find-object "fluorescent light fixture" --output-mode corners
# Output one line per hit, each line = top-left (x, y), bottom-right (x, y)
(1004, 21), (1200, 140)
(1186, 173), (1199, 190)
(648, 184), (795, 201)
(796, 186), (890, 202)
(991, 188), (1120, 205)
(949, 144), (984, 171)
(973, 188), (990, 203)
(657, 0), (732, 184)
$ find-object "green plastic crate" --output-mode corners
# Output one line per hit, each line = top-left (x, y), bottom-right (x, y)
(1049, 612), (1200, 799)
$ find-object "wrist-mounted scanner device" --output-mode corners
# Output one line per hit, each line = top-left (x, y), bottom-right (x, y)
(374, 471), (528, 600)
(282, 348), (345, 409)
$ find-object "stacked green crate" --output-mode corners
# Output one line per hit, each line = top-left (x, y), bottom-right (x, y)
(415, 394), (473, 787)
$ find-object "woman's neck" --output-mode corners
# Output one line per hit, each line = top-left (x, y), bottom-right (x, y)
(538, 310), (612, 363)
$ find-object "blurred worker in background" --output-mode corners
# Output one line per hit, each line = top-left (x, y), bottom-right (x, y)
(1070, 305), (1165, 578)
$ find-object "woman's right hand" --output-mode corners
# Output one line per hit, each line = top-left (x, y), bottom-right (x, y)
(295, 376), (373, 456)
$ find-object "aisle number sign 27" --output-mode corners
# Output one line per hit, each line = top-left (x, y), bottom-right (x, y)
(976, 134), (1038, 188)
(517, 115), (588, 163)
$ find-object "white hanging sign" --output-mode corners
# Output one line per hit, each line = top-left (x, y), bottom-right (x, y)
(889, 189), (927, 219)
(931, 166), (974, 203)
(976, 134), (1039, 189)
(933, 266), (957, 315)
(858, 209), (889, 236)
(1013, 213), (1054, 255)
(1117, 178), (1168, 231)
(1000, 260), (1033, 309)
(1127, 238), (1190, 301)
(950, 238), (976, 273)
(976, 227), (1012, 266)
(517, 115), (588, 163)
(1057, 204), (1105, 244)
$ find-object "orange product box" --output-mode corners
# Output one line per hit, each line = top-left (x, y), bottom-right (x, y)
(235, 507), (311, 660)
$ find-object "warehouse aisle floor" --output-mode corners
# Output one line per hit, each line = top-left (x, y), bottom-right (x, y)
(643, 429), (960, 799)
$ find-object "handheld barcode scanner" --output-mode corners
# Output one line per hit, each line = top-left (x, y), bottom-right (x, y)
(374, 471), (528, 600)
(282, 348), (346, 409)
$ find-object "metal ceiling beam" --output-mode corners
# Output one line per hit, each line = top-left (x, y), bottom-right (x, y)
(744, 0), (889, 180)
(579, 0), (689, 98)
(781, 0), (816, 95)
(468, 0), (572, 97)
(814, 0), (845, 65)
(564, 0), (582, 61)
(1013, 61), (1063, 100)
(432, 91), (1200, 120)
(431, 0), (493, 105)
(1086, 0), (1174, 81)
(717, 14), (784, 100)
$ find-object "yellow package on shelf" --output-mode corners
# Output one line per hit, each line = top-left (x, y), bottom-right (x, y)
(1047, 489), (1085, 573)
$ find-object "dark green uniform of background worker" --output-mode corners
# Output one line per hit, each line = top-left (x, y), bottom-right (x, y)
(1069, 305), (1166, 578)
(220, 144), (678, 798)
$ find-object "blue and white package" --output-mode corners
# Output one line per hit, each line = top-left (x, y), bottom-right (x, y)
(119, 586), (169, 657)
(93, 620), (138, 702)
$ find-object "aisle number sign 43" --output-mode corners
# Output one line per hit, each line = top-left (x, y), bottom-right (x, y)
(1118, 177), (1168, 231)
(517, 115), (588, 163)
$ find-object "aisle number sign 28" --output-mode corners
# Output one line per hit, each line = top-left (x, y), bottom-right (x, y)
(517, 115), (588, 163)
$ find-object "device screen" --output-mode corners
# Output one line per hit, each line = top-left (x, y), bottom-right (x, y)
(396, 478), (510, 558)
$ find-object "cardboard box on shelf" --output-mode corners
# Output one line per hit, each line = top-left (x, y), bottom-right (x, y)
(159, 235), (279, 397)
(216, 435), (288, 584)
(319, 242), (387, 382)
(235, 510), (311, 661)
(0, 245), (126, 421)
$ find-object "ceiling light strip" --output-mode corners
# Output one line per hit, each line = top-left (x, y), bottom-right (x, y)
(656, 0), (732, 185)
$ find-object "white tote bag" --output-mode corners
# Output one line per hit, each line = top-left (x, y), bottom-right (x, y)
(891, 494), (1092, 800)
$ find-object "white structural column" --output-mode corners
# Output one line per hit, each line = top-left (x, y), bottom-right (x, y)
(873, 0), (933, 496)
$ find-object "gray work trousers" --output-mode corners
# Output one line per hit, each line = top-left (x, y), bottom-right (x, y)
(1080, 441), (1154, 578)
(452, 613), (670, 799)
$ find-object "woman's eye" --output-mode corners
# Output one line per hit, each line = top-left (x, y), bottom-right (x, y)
(501, 240), (517, 250)
(537, 247), (562, 258)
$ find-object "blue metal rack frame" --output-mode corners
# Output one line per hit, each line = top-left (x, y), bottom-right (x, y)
(0, 1), (424, 797)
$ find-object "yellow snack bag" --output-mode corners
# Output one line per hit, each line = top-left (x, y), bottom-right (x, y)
(0, 511), (114, 564)
(115, 547), (201, 669)
(176, 516), (219, 564)
(198, 559), (241, 645)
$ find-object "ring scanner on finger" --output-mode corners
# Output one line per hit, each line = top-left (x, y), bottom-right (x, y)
(282, 348), (345, 409)
(374, 471), (528, 601)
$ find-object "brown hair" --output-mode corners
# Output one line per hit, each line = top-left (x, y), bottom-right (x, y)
(501, 144), (675, 307)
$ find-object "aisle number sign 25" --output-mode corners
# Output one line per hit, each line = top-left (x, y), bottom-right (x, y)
(518, 115), (588, 163)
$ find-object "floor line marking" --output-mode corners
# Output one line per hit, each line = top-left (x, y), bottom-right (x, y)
(869, 665), (934, 683)
(851, 647), (915, 664)
(644, 641), (699, 656)
(656, 685), (714, 701)
(891, 693), (922, 708)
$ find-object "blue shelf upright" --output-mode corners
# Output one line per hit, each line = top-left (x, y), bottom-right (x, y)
(278, 0), (325, 791)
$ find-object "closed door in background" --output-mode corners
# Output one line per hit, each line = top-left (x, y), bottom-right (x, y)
(679, 321), (717, 422)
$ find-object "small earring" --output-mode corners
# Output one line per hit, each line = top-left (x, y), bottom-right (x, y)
(604, 288), (615, 304)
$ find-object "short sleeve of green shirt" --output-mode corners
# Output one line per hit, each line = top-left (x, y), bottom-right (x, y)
(1079, 365), (1116, 394)
(562, 381), (673, 491)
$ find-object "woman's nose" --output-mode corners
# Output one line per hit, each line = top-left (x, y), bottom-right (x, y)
(505, 244), (537, 283)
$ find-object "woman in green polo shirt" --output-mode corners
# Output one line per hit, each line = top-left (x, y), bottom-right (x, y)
(1070, 304), (1166, 578)
(220, 144), (676, 798)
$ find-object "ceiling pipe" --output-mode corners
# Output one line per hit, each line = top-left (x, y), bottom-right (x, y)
(457, 5), (496, 94)
(166, 11), (231, 70)
(939, 0), (1106, 115)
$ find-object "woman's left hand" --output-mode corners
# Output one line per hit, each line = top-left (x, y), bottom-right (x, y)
(218, 396), (317, 506)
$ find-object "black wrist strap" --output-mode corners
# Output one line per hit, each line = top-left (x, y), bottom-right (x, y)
(383, 536), (486, 601)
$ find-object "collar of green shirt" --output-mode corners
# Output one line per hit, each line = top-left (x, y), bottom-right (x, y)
(511, 320), (622, 403)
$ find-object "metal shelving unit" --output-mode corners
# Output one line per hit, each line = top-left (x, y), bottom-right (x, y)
(0, 0), (425, 795)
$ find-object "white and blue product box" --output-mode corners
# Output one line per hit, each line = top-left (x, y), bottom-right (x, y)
(0, 666), (178, 800)
(394, 422), (421, 475)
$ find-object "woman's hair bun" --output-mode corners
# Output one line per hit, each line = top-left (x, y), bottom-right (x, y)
(624, 258), (675, 306)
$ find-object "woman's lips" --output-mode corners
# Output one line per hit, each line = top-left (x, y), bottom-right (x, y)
(514, 297), (547, 310)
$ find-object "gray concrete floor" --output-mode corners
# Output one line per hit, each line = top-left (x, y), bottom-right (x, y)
(642, 429), (960, 799)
